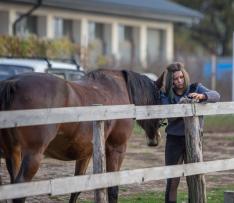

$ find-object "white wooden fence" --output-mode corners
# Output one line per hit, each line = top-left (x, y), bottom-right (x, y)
(0, 102), (234, 201)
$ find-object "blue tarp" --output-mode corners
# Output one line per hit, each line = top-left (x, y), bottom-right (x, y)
(203, 58), (233, 79)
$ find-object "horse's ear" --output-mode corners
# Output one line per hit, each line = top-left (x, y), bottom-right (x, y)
(155, 71), (165, 89)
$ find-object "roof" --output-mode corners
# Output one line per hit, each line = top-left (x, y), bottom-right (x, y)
(4, 0), (202, 23)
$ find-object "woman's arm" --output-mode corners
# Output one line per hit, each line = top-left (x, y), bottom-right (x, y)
(189, 84), (220, 103)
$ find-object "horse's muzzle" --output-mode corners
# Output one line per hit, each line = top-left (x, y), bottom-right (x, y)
(146, 130), (162, 147)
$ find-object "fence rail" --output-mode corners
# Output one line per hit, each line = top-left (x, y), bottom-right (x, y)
(0, 102), (234, 129)
(0, 158), (234, 200)
(0, 102), (234, 201)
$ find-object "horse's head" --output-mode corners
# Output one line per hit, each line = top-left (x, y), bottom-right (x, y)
(137, 119), (162, 146)
(143, 72), (167, 146)
(146, 129), (162, 146)
(122, 70), (163, 146)
(137, 82), (163, 147)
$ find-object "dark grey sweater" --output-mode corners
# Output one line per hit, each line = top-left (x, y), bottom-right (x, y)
(161, 83), (220, 136)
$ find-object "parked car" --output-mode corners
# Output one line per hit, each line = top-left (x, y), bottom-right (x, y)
(0, 57), (85, 81)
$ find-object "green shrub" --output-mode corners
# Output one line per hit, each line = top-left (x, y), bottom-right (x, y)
(0, 35), (77, 59)
(204, 115), (234, 133)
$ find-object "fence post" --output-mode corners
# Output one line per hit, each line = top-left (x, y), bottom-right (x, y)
(0, 157), (7, 203)
(224, 191), (234, 203)
(0, 157), (2, 186)
(93, 119), (108, 203)
(184, 114), (207, 203)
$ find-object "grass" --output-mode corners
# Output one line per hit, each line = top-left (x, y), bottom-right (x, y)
(133, 121), (144, 135)
(133, 115), (234, 135)
(224, 136), (234, 141)
(80, 185), (234, 203)
(204, 115), (234, 133)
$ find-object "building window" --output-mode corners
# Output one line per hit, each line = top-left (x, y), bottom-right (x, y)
(54, 17), (73, 41)
(147, 28), (165, 64)
(89, 22), (104, 42)
(88, 22), (105, 65)
(63, 19), (73, 39)
(124, 26), (133, 42)
(54, 17), (63, 37)
(119, 25), (134, 65)
(15, 13), (38, 36)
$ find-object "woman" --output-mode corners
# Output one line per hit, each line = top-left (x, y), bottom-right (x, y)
(160, 62), (220, 203)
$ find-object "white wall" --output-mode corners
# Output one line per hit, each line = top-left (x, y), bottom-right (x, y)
(0, 2), (174, 67)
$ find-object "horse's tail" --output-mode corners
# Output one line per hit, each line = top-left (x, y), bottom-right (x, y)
(0, 79), (18, 110)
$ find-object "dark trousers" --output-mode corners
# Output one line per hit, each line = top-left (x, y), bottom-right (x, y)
(165, 135), (186, 203)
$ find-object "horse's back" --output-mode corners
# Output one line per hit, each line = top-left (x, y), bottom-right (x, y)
(0, 72), (69, 110)
(72, 69), (130, 106)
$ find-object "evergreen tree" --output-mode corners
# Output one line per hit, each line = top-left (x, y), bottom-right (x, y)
(173, 0), (234, 56)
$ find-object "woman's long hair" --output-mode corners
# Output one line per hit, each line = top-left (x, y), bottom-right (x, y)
(162, 62), (190, 103)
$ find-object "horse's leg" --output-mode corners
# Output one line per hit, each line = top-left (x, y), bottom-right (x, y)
(9, 150), (44, 203)
(106, 143), (127, 203)
(11, 126), (58, 203)
(5, 146), (21, 183)
(2, 150), (43, 203)
(105, 120), (133, 203)
(0, 130), (21, 203)
(15, 150), (44, 182)
(0, 129), (21, 184)
(69, 156), (91, 203)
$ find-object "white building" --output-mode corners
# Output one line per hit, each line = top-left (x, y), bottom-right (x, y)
(0, 0), (201, 68)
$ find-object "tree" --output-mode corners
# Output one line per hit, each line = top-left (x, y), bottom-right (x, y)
(173, 0), (234, 56)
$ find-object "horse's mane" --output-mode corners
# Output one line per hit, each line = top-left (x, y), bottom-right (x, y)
(122, 70), (160, 106)
(122, 70), (161, 135)
(84, 69), (160, 105)
(84, 69), (161, 134)
(84, 69), (114, 82)
(83, 69), (122, 92)
(0, 79), (18, 110)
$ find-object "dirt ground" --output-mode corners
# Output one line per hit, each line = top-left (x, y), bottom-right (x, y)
(1, 132), (234, 202)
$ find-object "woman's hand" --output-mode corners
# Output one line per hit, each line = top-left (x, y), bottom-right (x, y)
(188, 93), (207, 101)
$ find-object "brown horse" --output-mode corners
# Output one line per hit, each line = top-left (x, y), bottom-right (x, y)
(0, 69), (161, 203)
